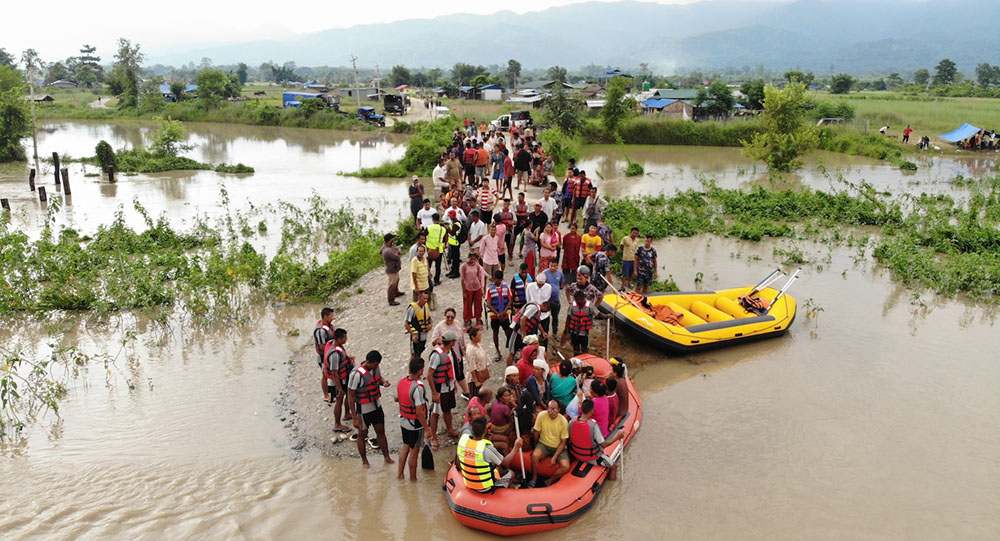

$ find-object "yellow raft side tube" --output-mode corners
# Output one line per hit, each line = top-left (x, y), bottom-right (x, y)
(599, 286), (797, 354)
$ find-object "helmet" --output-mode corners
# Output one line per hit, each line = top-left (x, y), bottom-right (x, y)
(577, 265), (591, 275)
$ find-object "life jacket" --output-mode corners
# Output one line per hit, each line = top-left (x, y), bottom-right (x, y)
(408, 302), (432, 334)
(313, 320), (331, 357)
(574, 177), (592, 198)
(397, 376), (423, 421)
(426, 223), (447, 251)
(510, 303), (540, 333)
(456, 434), (499, 492)
(567, 418), (600, 463)
(511, 274), (533, 307)
(515, 203), (529, 225)
(448, 221), (462, 246)
(499, 211), (514, 229)
(431, 346), (455, 387)
(738, 294), (770, 315)
(487, 283), (512, 318)
(568, 301), (594, 333)
(354, 365), (383, 405)
(324, 342), (353, 382)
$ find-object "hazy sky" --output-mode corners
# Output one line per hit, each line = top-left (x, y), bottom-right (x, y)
(4, 0), (710, 64)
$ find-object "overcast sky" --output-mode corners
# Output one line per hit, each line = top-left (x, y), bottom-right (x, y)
(4, 0), (713, 64)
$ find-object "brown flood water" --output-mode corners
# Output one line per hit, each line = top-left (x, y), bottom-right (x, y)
(1, 122), (998, 539)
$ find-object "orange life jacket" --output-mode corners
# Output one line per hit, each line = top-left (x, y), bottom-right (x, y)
(567, 417), (600, 463)
(354, 365), (383, 405)
(397, 376), (422, 421)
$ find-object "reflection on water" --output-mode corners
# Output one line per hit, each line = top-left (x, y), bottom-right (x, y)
(0, 123), (998, 539)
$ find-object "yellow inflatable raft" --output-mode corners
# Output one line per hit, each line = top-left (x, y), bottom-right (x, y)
(598, 269), (799, 354)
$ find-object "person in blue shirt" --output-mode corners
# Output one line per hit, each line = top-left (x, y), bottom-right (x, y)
(542, 258), (565, 337)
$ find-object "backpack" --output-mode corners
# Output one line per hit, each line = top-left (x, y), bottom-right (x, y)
(456, 218), (469, 244)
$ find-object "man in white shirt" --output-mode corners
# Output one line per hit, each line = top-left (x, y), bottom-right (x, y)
(525, 272), (553, 340)
(416, 200), (437, 230)
(467, 210), (488, 255)
(538, 188), (558, 220)
(432, 158), (449, 193)
(443, 200), (467, 226)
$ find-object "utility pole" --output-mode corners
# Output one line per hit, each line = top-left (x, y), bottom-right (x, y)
(350, 55), (362, 111)
(375, 63), (380, 96)
(23, 50), (42, 180)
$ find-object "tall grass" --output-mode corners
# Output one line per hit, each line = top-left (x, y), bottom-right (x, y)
(812, 93), (1000, 138)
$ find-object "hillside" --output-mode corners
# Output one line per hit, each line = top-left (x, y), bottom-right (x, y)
(146, 0), (1000, 73)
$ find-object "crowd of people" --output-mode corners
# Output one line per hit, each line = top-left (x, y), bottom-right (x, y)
(311, 121), (655, 489)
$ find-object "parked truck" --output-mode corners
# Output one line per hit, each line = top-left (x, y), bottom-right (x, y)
(488, 110), (534, 132)
(383, 94), (405, 115)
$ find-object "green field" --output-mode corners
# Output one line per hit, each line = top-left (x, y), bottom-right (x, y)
(811, 91), (1000, 141)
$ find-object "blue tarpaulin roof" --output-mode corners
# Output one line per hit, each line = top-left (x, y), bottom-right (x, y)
(939, 122), (981, 142)
(641, 98), (676, 109)
(478, 84), (502, 90)
(158, 84), (198, 94)
(459, 86), (474, 91)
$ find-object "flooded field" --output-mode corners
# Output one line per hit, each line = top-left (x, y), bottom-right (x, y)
(0, 122), (997, 539)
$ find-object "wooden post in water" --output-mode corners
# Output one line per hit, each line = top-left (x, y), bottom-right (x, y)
(29, 168), (36, 191)
(61, 168), (72, 196)
(108, 167), (116, 183)
(52, 152), (61, 185)
(38, 186), (47, 202)
(1, 198), (9, 212)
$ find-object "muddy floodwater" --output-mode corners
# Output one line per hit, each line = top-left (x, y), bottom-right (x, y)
(1, 122), (998, 539)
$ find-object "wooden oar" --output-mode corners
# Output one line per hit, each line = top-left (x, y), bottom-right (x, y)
(513, 410), (527, 483)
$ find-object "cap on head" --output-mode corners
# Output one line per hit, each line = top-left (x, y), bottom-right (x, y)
(504, 365), (519, 377)
(578, 265), (591, 275)
(442, 331), (459, 343)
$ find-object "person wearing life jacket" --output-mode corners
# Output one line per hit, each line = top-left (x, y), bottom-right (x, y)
(507, 302), (546, 365)
(396, 357), (430, 481)
(427, 331), (460, 451)
(405, 291), (433, 361)
(569, 170), (592, 227)
(313, 307), (334, 401)
(511, 263), (534, 311)
(445, 210), (463, 279)
(485, 270), (513, 361)
(425, 213), (448, 286)
(457, 416), (524, 492)
(347, 350), (394, 469)
(323, 328), (354, 433)
(562, 290), (607, 355)
(568, 398), (623, 470)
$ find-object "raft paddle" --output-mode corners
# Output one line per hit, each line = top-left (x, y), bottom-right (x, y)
(513, 410), (527, 484)
(765, 269), (801, 315)
(747, 267), (784, 298)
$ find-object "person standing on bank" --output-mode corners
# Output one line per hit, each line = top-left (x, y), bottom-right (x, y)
(405, 291), (433, 361)
(324, 328), (355, 433)
(460, 253), (486, 327)
(445, 210), (463, 279)
(381, 234), (404, 306)
(428, 332), (461, 450)
(425, 213), (448, 286)
(397, 357), (430, 481)
(409, 175), (425, 225)
(348, 350), (394, 469)
(313, 307), (334, 401)
(432, 308), (472, 400)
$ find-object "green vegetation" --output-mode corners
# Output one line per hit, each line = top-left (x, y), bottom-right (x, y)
(582, 117), (763, 147)
(94, 140), (116, 172)
(355, 116), (455, 177)
(812, 93), (1000, 137)
(742, 82), (818, 172)
(603, 177), (1000, 300)
(816, 127), (917, 170)
(623, 153), (644, 176)
(0, 192), (410, 318)
(600, 77), (635, 135)
(537, 128), (581, 172)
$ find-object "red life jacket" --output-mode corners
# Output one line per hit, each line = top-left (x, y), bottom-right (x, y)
(431, 347), (455, 387)
(397, 376), (423, 420)
(568, 418), (600, 462)
(354, 365), (383, 404)
(323, 342), (353, 382)
(574, 177), (592, 198)
(313, 320), (331, 355)
(568, 301), (593, 333)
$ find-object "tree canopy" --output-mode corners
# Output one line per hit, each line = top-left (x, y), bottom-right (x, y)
(742, 82), (817, 172)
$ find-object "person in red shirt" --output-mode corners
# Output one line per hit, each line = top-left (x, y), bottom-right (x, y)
(561, 223), (582, 283)
(462, 145), (477, 186)
(902, 125), (913, 144)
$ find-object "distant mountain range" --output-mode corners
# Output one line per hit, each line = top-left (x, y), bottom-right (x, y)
(147, 0), (1000, 74)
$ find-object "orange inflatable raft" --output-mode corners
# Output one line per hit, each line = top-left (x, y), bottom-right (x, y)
(443, 354), (642, 536)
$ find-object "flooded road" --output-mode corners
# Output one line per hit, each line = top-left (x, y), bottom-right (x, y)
(1, 122), (998, 539)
